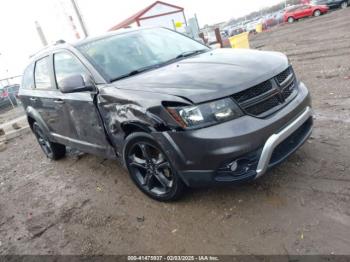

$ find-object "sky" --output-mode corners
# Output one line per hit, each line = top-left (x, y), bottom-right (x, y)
(0, 0), (282, 78)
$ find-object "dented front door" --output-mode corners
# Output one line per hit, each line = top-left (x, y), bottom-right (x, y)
(53, 51), (114, 158)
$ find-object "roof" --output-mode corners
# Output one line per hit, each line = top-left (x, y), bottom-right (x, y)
(30, 27), (149, 61)
(109, 1), (184, 31)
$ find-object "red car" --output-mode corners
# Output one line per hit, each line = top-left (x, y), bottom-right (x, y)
(284, 4), (329, 23)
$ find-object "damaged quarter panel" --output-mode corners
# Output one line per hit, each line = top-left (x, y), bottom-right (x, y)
(97, 85), (190, 159)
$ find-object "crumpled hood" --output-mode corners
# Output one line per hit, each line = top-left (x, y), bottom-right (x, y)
(113, 48), (289, 103)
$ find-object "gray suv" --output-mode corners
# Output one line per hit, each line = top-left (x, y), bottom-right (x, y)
(19, 28), (313, 201)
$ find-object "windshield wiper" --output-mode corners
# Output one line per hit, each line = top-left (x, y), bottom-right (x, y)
(110, 49), (208, 82)
(174, 49), (209, 59)
(110, 64), (161, 82)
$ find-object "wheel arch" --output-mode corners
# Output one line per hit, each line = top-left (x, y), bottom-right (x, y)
(121, 121), (155, 138)
(287, 16), (295, 22)
(26, 106), (50, 135)
(313, 9), (321, 15)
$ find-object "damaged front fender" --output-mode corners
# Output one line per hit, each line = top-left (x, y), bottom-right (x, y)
(96, 85), (190, 158)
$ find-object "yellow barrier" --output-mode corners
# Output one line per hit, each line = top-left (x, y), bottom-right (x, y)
(256, 24), (263, 33)
(229, 32), (250, 49)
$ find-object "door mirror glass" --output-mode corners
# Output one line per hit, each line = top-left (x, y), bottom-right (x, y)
(59, 74), (95, 93)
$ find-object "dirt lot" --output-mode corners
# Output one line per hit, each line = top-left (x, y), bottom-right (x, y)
(1, 9), (350, 255)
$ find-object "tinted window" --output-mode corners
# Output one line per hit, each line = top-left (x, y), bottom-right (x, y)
(54, 52), (88, 88)
(286, 6), (300, 11)
(77, 28), (209, 81)
(22, 63), (34, 89)
(34, 57), (51, 90)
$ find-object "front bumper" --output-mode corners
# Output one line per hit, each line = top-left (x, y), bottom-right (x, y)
(154, 82), (313, 187)
(255, 106), (312, 178)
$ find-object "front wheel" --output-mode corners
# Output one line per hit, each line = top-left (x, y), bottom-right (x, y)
(313, 10), (321, 17)
(124, 132), (185, 201)
(32, 122), (66, 160)
(287, 17), (295, 23)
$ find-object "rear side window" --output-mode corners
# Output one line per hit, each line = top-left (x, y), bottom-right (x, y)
(21, 63), (34, 89)
(34, 57), (52, 90)
(54, 52), (88, 88)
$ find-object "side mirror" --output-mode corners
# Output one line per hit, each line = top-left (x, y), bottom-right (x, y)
(59, 74), (95, 93)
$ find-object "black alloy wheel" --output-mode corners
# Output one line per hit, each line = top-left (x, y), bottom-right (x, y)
(124, 132), (184, 201)
(32, 122), (66, 160)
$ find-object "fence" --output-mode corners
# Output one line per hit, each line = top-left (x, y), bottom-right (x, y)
(0, 75), (22, 112)
(0, 75), (22, 87)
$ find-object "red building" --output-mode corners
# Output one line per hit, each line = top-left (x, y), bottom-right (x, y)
(109, 1), (186, 32)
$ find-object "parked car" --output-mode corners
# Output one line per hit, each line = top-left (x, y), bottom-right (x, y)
(311, 0), (349, 9)
(19, 27), (313, 201)
(245, 19), (262, 34)
(0, 84), (20, 109)
(272, 10), (285, 24)
(284, 4), (329, 23)
(228, 26), (245, 37)
(263, 14), (278, 30)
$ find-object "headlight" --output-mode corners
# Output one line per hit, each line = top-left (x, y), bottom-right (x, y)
(167, 98), (243, 129)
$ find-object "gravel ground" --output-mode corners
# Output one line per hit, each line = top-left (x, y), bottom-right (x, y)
(0, 9), (349, 255)
(0, 106), (25, 125)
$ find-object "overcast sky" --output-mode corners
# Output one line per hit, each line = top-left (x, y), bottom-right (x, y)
(0, 0), (282, 77)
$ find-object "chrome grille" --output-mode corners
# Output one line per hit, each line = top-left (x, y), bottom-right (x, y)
(232, 66), (297, 117)
(275, 67), (292, 84)
(232, 80), (272, 103)
(245, 95), (280, 116)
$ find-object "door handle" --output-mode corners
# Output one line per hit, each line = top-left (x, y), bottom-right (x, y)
(54, 99), (65, 104)
(30, 97), (37, 102)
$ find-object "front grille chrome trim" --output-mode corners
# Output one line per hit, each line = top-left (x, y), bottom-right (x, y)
(232, 66), (297, 118)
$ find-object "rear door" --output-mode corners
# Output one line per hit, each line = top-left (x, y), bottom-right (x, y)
(18, 63), (34, 109)
(52, 50), (113, 157)
(295, 5), (313, 18)
(32, 56), (75, 139)
(19, 56), (74, 139)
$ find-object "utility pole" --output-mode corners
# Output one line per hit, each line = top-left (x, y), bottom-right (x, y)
(35, 21), (48, 46)
(194, 13), (200, 31)
(70, 0), (88, 37)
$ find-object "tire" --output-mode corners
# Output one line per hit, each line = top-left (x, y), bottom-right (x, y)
(341, 1), (348, 8)
(32, 122), (66, 160)
(313, 10), (321, 17)
(123, 132), (185, 201)
(287, 17), (295, 23)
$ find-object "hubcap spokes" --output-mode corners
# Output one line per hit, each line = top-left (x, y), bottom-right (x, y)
(128, 143), (173, 195)
(35, 127), (52, 157)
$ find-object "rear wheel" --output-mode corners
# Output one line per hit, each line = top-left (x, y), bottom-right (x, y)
(32, 122), (66, 160)
(124, 132), (185, 201)
(313, 10), (321, 17)
(287, 17), (295, 23)
(341, 1), (348, 8)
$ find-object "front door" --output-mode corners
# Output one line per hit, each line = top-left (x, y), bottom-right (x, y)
(295, 5), (313, 19)
(52, 51), (114, 158)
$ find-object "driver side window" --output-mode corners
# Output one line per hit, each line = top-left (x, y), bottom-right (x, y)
(54, 52), (88, 89)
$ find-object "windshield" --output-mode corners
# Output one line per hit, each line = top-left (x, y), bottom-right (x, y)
(77, 28), (209, 82)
